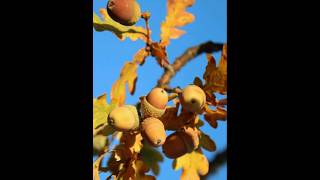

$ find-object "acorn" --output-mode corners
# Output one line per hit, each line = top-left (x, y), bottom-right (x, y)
(108, 105), (139, 132)
(162, 127), (199, 159)
(141, 117), (166, 147)
(179, 85), (206, 113)
(106, 0), (141, 26)
(140, 88), (168, 118)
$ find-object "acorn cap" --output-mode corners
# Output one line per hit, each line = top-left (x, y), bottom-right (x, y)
(141, 117), (166, 147)
(140, 96), (166, 118)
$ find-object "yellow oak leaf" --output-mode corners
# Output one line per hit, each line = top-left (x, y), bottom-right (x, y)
(111, 62), (138, 106)
(160, 0), (195, 46)
(173, 150), (209, 180)
(203, 44), (227, 94)
(133, 48), (149, 65)
(93, 10), (148, 42)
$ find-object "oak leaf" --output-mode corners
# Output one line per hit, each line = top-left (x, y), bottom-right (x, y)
(193, 77), (203, 88)
(93, 10), (148, 42)
(203, 44), (227, 94)
(93, 93), (116, 135)
(120, 132), (143, 154)
(133, 48), (149, 65)
(111, 62), (138, 106)
(173, 150), (209, 180)
(135, 160), (157, 180)
(204, 106), (227, 129)
(160, 0), (195, 46)
(150, 42), (170, 67)
(140, 142), (164, 175)
(199, 131), (216, 152)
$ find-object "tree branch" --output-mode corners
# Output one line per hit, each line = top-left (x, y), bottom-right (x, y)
(156, 41), (224, 88)
(202, 148), (227, 179)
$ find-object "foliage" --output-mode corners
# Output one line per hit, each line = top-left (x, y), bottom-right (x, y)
(93, 0), (227, 179)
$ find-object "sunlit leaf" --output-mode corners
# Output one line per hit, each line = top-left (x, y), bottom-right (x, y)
(93, 93), (115, 130)
(111, 62), (138, 106)
(173, 150), (209, 180)
(133, 48), (149, 65)
(160, 0), (196, 46)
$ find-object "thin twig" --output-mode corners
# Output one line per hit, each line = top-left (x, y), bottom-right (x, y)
(157, 41), (224, 88)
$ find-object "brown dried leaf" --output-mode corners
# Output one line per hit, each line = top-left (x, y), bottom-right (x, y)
(107, 145), (132, 177)
(160, 0), (196, 46)
(204, 106), (227, 129)
(150, 42), (170, 67)
(160, 106), (182, 130)
(193, 77), (203, 88)
(203, 44), (227, 94)
(199, 131), (216, 152)
(120, 132), (143, 154)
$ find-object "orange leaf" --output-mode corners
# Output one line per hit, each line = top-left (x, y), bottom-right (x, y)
(173, 150), (209, 180)
(133, 48), (149, 65)
(111, 62), (138, 106)
(110, 79), (126, 106)
(160, 0), (195, 46)
(204, 106), (227, 129)
(150, 42), (170, 67)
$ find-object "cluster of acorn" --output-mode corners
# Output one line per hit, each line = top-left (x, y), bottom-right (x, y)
(108, 85), (206, 159)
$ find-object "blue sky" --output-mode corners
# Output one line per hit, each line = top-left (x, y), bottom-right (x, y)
(93, 0), (227, 179)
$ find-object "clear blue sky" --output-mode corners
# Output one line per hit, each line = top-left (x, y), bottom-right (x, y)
(93, 0), (227, 179)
